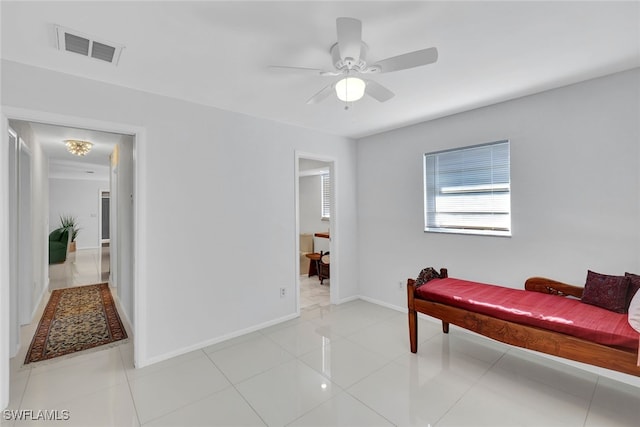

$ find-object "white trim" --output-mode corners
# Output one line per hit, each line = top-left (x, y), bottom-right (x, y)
(1, 116), (11, 408)
(112, 288), (134, 341)
(358, 295), (406, 313)
(335, 295), (360, 305)
(30, 286), (47, 325)
(0, 107), (147, 391)
(141, 313), (299, 367)
(17, 138), (33, 328)
(299, 167), (329, 177)
(6, 126), (19, 363)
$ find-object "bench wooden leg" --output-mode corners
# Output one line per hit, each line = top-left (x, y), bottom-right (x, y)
(409, 308), (418, 353)
(442, 321), (449, 334)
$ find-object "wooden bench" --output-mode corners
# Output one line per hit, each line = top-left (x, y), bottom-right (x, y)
(407, 268), (640, 377)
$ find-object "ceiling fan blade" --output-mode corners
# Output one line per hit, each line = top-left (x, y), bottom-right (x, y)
(373, 47), (438, 73)
(364, 79), (395, 102)
(336, 17), (362, 62)
(268, 66), (343, 77)
(306, 83), (335, 104)
(268, 65), (327, 75)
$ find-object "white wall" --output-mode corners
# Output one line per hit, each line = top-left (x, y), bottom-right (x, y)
(357, 69), (640, 311)
(49, 178), (110, 249)
(1, 59), (359, 365)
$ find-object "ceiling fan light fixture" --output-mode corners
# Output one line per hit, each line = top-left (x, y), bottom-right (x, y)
(65, 139), (93, 156)
(335, 77), (366, 102)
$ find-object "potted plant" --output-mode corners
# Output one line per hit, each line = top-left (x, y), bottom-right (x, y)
(59, 214), (80, 252)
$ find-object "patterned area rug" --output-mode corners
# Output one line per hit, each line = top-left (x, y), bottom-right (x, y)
(25, 283), (127, 364)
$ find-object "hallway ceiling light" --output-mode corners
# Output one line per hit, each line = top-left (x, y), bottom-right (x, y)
(65, 139), (93, 156)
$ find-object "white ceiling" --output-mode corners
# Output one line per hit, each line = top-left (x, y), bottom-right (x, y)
(2, 1), (639, 142)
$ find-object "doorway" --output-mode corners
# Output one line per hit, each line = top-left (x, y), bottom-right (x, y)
(1, 109), (146, 409)
(296, 153), (336, 310)
(0, 106), (149, 407)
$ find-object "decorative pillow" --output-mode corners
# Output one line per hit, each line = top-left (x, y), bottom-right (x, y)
(581, 270), (630, 314)
(627, 288), (640, 366)
(624, 272), (640, 310)
(415, 267), (441, 287)
(629, 288), (640, 332)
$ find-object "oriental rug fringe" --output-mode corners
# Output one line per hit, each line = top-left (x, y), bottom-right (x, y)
(24, 283), (127, 364)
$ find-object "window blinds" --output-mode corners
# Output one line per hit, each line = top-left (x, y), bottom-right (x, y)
(321, 173), (331, 219)
(424, 140), (511, 236)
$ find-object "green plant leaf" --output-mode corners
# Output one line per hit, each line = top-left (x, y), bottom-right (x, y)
(59, 214), (81, 242)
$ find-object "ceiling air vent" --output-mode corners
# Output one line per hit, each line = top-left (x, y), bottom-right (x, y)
(56, 26), (124, 65)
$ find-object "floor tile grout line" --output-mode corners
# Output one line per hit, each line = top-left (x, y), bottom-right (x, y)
(272, 351), (350, 426)
(132, 349), (234, 425)
(430, 342), (509, 426)
(582, 373), (601, 427)
(136, 384), (242, 426)
(500, 347), (601, 402)
(340, 358), (402, 426)
(9, 367), (31, 413)
(202, 350), (270, 427)
(202, 314), (361, 426)
(119, 343), (144, 426)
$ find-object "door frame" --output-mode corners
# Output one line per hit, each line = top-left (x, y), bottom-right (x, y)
(0, 107), (148, 409)
(6, 127), (19, 362)
(17, 138), (33, 327)
(294, 151), (338, 312)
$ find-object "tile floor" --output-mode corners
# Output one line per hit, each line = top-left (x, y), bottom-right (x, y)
(48, 247), (110, 290)
(299, 275), (330, 309)
(4, 252), (639, 426)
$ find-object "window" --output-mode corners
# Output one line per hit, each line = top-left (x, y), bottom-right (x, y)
(321, 173), (331, 220)
(424, 140), (511, 236)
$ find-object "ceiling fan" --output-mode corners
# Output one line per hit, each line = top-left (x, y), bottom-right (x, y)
(270, 17), (438, 106)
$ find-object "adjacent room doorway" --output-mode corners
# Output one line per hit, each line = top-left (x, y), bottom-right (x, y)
(296, 153), (336, 311)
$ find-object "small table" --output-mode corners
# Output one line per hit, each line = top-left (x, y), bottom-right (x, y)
(305, 253), (321, 277)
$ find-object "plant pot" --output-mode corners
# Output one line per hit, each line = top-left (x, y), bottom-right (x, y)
(69, 241), (76, 252)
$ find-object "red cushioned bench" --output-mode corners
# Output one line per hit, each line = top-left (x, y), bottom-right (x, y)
(407, 268), (640, 377)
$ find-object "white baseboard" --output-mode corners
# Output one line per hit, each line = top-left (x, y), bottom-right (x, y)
(30, 284), (48, 323)
(335, 295), (360, 305)
(358, 295), (406, 313)
(112, 292), (134, 340)
(139, 312), (300, 368)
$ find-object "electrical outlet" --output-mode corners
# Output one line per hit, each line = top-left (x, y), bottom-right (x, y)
(280, 287), (286, 297)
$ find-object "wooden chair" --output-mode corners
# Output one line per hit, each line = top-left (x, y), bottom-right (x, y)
(319, 251), (330, 285)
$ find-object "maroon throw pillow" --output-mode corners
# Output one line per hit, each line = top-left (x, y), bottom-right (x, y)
(581, 270), (629, 313)
(625, 272), (640, 310)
